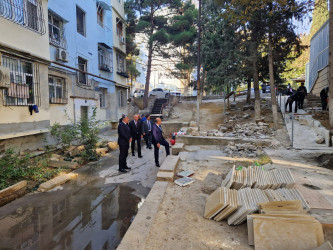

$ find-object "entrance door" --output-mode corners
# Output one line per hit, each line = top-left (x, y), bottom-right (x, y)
(81, 106), (88, 121)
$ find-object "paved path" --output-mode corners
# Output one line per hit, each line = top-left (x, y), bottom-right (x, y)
(0, 146), (166, 250)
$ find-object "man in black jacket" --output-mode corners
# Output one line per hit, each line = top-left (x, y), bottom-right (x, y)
(152, 117), (170, 167)
(320, 87), (329, 110)
(142, 114), (153, 149)
(129, 114), (143, 158)
(118, 115), (132, 173)
(297, 82), (307, 109)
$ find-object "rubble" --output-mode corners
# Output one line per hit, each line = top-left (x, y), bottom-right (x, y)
(224, 143), (263, 158)
(316, 136), (325, 144)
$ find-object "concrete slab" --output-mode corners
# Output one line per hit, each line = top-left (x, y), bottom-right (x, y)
(156, 171), (174, 182)
(48, 160), (79, 169)
(159, 155), (179, 173)
(117, 181), (169, 250)
(38, 173), (78, 192)
(179, 152), (188, 162)
(171, 143), (184, 155)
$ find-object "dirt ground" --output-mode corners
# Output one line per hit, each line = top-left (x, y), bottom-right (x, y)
(312, 111), (333, 130)
(143, 98), (333, 249)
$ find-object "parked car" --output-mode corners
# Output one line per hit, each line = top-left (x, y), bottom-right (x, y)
(170, 90), (182, 96)
(149, 88), (170, 98)
(133, 89), (144, 98)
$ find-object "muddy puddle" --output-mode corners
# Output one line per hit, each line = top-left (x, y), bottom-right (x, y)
(0, 178), (149, 250)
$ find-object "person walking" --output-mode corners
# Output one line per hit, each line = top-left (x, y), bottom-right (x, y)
(320, 87), (329, 110)
(129, 114), (143, 158)
(297, 82), (307, 109)
(142, 114), (152, 149)
(118, 115), (132, 173)
(152, 117), (170, 167)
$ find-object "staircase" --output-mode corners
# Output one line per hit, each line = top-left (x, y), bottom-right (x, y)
(150, 98), (168, 122)
(305, 94), (322, 110)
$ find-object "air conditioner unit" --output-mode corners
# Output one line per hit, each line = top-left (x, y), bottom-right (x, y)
(0, 66), (10, 89)
(120, 36), (125, 45)
(56, 48), (68, 62)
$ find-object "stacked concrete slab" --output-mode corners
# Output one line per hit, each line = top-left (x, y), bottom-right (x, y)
(171, 143), (184, 155)
(247, 200), (324, 249)
(156, 155), (180, 182)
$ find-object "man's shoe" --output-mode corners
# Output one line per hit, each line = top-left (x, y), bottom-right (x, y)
(138, 155), (143, 158)
(119, 169), (127, 173)
(149, 147), (152, 149)
(155, 163), (160, 167)
(124, 166), (131, 170)
(132, 153), (135, 156)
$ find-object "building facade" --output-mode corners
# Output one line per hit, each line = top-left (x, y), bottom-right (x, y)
(0, 0), (128, 152)
(0, 0), (50, 151)
(307, 20), (329, 96)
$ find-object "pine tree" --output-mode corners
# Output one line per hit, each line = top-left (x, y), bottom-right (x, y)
(309, 0), (329, 39)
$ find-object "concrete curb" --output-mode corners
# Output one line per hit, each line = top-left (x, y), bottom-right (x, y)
(117, 181), (169, 250)
(0, 181), (27, 206)
(177, 135), (273, 147)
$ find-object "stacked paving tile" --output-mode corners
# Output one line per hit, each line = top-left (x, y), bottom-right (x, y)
(204, 165), (310, 226)
(247, 200), (324, 249)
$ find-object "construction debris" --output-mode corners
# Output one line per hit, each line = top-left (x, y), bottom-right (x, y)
(221, 165), (296, 190)
(174, 177), (195, 187)
(177, 170), (194, 178)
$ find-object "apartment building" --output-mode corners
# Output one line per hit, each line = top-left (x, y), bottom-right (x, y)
(0, 0), (50, 151)
(0, 0), (129, 151)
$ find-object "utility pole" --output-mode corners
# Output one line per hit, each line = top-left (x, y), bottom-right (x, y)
(196, 0), (201, 129)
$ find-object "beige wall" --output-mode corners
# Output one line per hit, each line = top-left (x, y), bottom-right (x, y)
(112, 3), (127, 86)
(311, 66), (329, 96)
(0, 0), (50, 61)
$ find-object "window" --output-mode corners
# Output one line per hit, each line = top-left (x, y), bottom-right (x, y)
(78, 57), (87, 85)
(97, 5), (103, 27)
(118, 91), (125, 107)
(99, 88), (106, 108)
(116, 18), (123, 36)
(76, 6), (85, 36)
(116, 53), (125, 72)
(1, 55), (40, 106)
(48, 13), (66, 48)
(49, 75), (67, 104)
(98, 45), (113, 72)
(0, 0), (46, 34)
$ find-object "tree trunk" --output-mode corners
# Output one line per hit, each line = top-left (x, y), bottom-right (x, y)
(329, 0), (333, 125)
(143, 4), (154, 108)
(268, 33), (278, 129)
(253, 54), (261, 120)
(246, 76), (251, 103)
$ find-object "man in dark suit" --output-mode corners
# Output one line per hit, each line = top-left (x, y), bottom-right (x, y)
(118, 115), (132, 173)
(142, 114), (152, 149)
(129, 114), (143, 158)
(152, 117), (170, 167)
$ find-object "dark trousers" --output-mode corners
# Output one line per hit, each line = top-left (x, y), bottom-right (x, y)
(119, 143), (129, 170)
(285, 98), (298, 113)
(153, 138), (170, 164)
(299, 96), (305, 109)
(322, 99), (328, 110)
(131, 135), (142, 156)
(144, 131), (152, 148)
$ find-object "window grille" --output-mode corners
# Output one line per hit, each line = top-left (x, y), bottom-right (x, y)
(49, 75), (67, 104)
(116, 53), (125, 72)
(1, 54), (41, 106)
(98, 45), (112, 72)
(99, 87), (106, 108)
(77, 56), (87, 85)
(48, 13), (67, 49)
(118, 91), (125, 107)
(0, 0), (46, 35)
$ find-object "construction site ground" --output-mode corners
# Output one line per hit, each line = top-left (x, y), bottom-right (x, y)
(142, 96), (333, 249)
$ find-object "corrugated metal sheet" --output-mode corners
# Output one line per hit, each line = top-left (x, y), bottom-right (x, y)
(308, 20), (329, 91)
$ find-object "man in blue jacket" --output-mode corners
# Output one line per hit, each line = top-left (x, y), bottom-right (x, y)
(152, 117), (170, 167)
(118, 115), (132, 173)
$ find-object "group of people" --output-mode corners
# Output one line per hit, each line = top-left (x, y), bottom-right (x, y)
(285, 82), (308, 113)
(117, 114), (170, 173)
